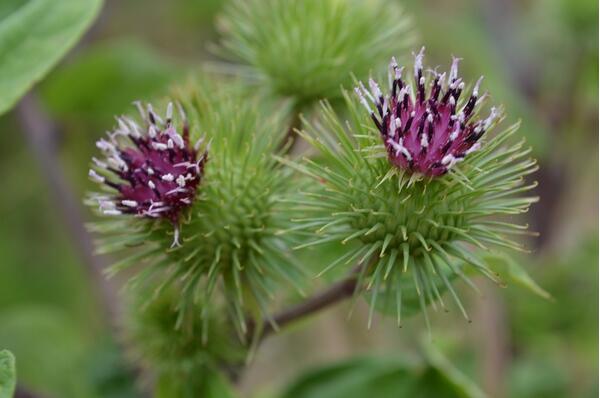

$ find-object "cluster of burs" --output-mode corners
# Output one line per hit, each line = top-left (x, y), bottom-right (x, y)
(86, 0), (539, 391)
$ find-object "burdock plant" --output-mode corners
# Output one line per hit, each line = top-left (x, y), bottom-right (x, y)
(281, 48), (539, 328)
(83, 1), (545, 395)
(88, 78), (305, 339)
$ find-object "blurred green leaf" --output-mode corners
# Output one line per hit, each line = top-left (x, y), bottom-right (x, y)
(508, 356), (568, 398)
(0, 350), (16, 398)
(83, 340), (138, 398)
(280, 349), (486, 398)
(421, 342), (487, 398)
(280, 357), (415, 398)
(482, 252), (552, 300)
(505, 236), (598, 397)
(0, 306), (94, 397)
(0, 0), (102, 115)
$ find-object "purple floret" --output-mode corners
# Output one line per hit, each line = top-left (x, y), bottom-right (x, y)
(89, 102), (208, 245)
(356, 47), (499, 177)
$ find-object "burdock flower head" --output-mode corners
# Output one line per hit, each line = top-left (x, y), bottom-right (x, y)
(88, 77), (306, 339)
(88, 102), (208, 246)
(355, 47), (499, 177)
(283, 48), (542, 328)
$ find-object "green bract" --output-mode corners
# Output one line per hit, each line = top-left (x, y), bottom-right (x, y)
(280, 92), (539, 328)
(217, 0), (415, 105)
(89, 77), (305, 336)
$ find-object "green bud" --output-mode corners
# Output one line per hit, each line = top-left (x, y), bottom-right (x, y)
(217, 0), (415, 105)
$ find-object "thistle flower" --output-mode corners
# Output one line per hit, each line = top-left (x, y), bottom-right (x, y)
(282, 50), (539, 328)
(88, 102), (208, 246)
(355, 47), (496, 177)
(88, 78), (304, 337)
(217, 0), (415, 104)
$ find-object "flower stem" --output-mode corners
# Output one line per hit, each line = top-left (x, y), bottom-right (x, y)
(257, 263), (364, 342)
(279, 103), (304, 155)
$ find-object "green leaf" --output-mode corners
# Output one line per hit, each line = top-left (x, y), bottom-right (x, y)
(280, 357), (415, 398)
(280, 352), (486, 398)
(421, 342), (487, 398)
(0, 0), (103, 115)
(0, 350), (16, 398)
(0, 306), (93, 397)
(482, 252), (552, 300)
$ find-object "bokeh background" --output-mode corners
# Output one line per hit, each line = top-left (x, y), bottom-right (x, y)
(0, 0), (597, 397)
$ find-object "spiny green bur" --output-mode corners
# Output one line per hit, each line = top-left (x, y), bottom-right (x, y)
(218, 0), (415, 104)
(282, 93), (538, 328)
(90, 78), (305, 337)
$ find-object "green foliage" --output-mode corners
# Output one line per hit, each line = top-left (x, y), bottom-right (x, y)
(281, 89), (539, 327)
(217, 0), (415, 105)
(281, 345), (485, 398)
(81, 341), (138, 398)
(508, 357), (568, 398)
(506, 237), (598, 398)
(0, 350), (15, 398)
(0, 306), (93, 397)
(0, 0), (102, 115)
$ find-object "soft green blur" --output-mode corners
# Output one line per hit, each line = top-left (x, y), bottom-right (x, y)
(0, 0), (596, 397)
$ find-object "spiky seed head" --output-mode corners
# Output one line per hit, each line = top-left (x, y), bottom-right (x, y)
(89, 78), (305, 337)
(355, 48), (496, 177)
(217, 0), (415, 104)
(283, 52), (539, 328)
(88, 102), (208, 246)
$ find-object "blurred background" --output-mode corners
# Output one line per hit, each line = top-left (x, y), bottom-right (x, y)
(0, 0), (597, 397)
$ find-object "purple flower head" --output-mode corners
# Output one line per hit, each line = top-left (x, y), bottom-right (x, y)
(89, 102), (208, 246)
(355, 47), (500, 177)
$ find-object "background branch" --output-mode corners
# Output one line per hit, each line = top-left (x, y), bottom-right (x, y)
(15, 93), (119, 329)
(257, 263), (365, 342)
(259, 273), (359, 341)
(279, 103), (305, 155)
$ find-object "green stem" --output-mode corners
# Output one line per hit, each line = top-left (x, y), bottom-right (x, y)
(279, 103), (304, 155)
